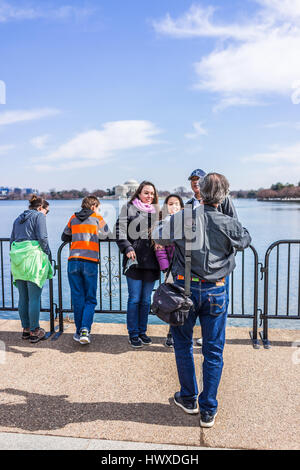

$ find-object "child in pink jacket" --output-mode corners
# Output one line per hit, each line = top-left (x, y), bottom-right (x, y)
(155, 194), (184, 347)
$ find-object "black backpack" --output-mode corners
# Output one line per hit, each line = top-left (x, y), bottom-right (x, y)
(151, 281), (194, 326)
(151, 210), (195, 327)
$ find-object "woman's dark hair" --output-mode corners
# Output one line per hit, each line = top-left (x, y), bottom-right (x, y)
(160, 194), (184, 220)
(129, 181), (159, 206)
(29, 194), (49, 211)
(128, 181), (159, 243)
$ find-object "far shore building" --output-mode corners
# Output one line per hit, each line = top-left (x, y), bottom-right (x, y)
(112, 179), (139, 199)
(0, 187), (39, 199)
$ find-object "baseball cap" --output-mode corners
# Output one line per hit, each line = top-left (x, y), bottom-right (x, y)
(188, 169), (206, 181)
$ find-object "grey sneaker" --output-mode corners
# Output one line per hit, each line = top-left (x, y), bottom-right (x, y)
(139, 334), (152, 345)
(129, 336), (143, 348)
(200, 410), (218, 428)
(165, 333), (174, 348)
(174, 392), (199, 415)
(73, 333), (80, 342)
(79, 328), (91, 344)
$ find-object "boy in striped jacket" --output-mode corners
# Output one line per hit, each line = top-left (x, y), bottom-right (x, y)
(61, 196), (110, 344)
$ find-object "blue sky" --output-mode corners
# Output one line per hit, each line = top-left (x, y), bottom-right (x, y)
(1, 0), (300, 192)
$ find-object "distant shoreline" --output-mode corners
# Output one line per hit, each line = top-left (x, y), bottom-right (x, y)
(1, 196), (300, 203)
(257, 198), (300, 203)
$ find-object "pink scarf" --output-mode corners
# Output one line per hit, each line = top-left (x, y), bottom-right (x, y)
(132, 198), (156, 214)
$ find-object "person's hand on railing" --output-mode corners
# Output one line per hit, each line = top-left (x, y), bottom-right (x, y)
(126, 250), (136, 260)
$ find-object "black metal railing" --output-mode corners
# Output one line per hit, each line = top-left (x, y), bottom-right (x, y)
(260, 240), (300, 348)
(1, 238), (299, 348)
(228, 245), (260, 348)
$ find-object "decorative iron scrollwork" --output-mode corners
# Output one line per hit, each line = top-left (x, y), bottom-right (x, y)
(100, 254), (121, 299)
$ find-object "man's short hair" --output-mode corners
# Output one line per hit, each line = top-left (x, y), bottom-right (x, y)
(81, 195), (100, 210)
(200, 173), (230, 205)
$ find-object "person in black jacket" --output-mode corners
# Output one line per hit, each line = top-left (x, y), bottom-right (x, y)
(115, 181), (160, 348)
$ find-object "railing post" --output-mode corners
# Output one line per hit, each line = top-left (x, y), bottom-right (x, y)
(51, 242), (66, 340)
(249, 246), (260, 349)
(44, 278), (55, 340)
(260, 255), (271, 349)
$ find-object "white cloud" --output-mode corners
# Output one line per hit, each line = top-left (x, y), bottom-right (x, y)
(194, 32), (300, 97)
(30, 134), (50, 150)
(240, 140), (300, 186)
(263, 121), (300, 129)
(0, 144), (14, 154)
(213, 96), (266, 112)
(185, 121), (208, 139)
(0, 108), (60, 126)
(256, 0), (300, 20)
(244, 141), (300, 164)
(34, 120), (163, 171)
(153, 4), (268, 41)
(0, 1), (95, 23)
(153, 1), (300, 109)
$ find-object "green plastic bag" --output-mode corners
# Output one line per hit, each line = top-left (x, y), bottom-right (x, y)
(10, 241), (53, 289)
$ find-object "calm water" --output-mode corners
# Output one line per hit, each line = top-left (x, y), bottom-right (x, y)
(1, 198), (299, 329)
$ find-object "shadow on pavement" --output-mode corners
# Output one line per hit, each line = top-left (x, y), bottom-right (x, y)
(0, 388), (199, 432)
(0, 330), (202, 356)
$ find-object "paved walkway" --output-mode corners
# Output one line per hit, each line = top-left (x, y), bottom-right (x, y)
(0, 320), (299, 450)
(0, 432), (211, 450)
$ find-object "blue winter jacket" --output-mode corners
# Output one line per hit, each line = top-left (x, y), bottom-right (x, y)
(10, 210), (51, 257)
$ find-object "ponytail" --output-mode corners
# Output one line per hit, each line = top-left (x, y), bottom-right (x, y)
(29, 194), (49, 211)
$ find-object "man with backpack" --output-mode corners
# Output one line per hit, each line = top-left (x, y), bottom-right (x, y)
(186, 168), (237, 347)
(153, 173), (251, 427)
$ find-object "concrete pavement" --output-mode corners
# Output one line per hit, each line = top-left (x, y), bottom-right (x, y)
(0, 320), (299, 450)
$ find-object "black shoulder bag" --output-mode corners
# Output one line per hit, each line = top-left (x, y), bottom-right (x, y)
(151, 210), (195, 326)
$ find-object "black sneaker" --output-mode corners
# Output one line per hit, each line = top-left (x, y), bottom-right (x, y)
(22, 330), (30, 340)
(200, 410), (218, 428)
(174, 392), (199, 415)
(165, 334), (174, 348)
(139, 334), (152, 345)
(129, 336), (143, 348)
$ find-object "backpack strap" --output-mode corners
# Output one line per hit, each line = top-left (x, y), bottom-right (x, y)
(184, 208), (196, 296)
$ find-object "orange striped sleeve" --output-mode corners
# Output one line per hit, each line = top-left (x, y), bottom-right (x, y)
(71, 241), (99, 251)
(96, 215), (106, 229)
(71, 224), (98, 234)
(68, 214), (76, 229)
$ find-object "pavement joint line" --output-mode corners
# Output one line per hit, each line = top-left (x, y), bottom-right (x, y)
(0, 431), (228, 450)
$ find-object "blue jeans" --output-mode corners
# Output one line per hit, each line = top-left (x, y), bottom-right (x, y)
(126, 277), (155, 338)
(171, 279), (228, 415)
(67, 259), (98, 334)
(16, 280), (42, 331)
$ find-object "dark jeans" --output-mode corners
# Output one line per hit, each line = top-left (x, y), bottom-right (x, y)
(67, 259), (98, 334)
(16, 280), (42, 331)
(171, 279), (229, 414)
(126, 277), (155, 338)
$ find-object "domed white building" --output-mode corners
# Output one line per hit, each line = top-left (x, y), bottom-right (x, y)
(115, 179), (139, 198)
